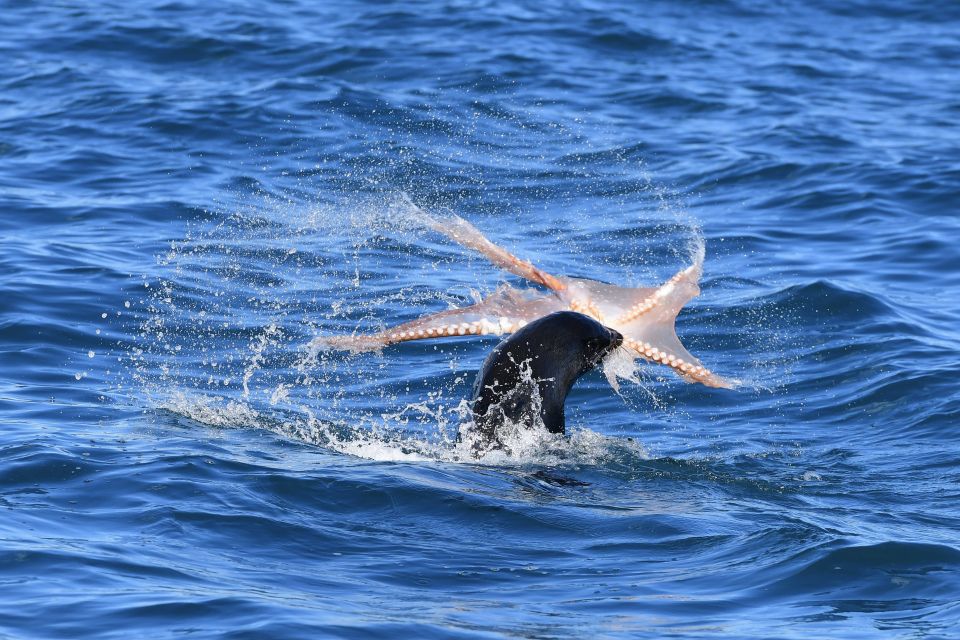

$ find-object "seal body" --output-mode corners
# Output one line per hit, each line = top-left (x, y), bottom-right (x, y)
(469, 311), (622, 451)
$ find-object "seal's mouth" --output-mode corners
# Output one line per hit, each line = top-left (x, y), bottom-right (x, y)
(585, 327), (624, 369)
(607, 328), (623, 353)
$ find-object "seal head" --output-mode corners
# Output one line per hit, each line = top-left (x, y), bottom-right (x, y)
(469, 311), (622, 453)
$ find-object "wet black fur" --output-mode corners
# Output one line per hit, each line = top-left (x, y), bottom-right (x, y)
(470, 311), (622, 451)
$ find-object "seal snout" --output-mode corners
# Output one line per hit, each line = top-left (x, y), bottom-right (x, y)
(608, 327), (623, 352)
(583, 323), (622, 368)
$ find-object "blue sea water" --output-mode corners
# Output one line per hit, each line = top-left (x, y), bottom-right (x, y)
(2, 0), (960, 637)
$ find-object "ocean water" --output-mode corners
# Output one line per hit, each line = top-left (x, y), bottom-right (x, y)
(2, 0), (959, 637)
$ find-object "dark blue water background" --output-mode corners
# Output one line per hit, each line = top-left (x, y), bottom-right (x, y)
(2, 1), (959, 637)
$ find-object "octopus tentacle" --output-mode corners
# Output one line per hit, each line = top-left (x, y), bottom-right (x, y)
(317, 285), (565, 352)
(568, 297), (605, 324)
(402, 195), (567, 292)
(316, 316), (505, 353)
(622, 337), (731, 389)
(614, 262), (701, 325)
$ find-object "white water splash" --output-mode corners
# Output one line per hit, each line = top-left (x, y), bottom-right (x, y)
(157, 388), (649, 467)
(243, 323), (281, 398)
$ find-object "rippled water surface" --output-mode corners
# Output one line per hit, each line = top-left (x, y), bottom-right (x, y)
(3, 1), (959, 638)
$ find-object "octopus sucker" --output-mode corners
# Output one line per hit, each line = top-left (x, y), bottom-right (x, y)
(323, 198), (735, 390)
(568, 298), (604, 324)
(616, 298), (655, 324)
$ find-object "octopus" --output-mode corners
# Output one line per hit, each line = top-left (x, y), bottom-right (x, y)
(320, 200), (735, 390)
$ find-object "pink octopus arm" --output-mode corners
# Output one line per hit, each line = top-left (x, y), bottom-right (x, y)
(612, 262), (734, 389)
(403, 196), (567, 292)
(317, 285), (565, 352)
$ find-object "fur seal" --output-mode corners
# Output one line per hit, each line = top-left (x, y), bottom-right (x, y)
(468, 311), (622, 453)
